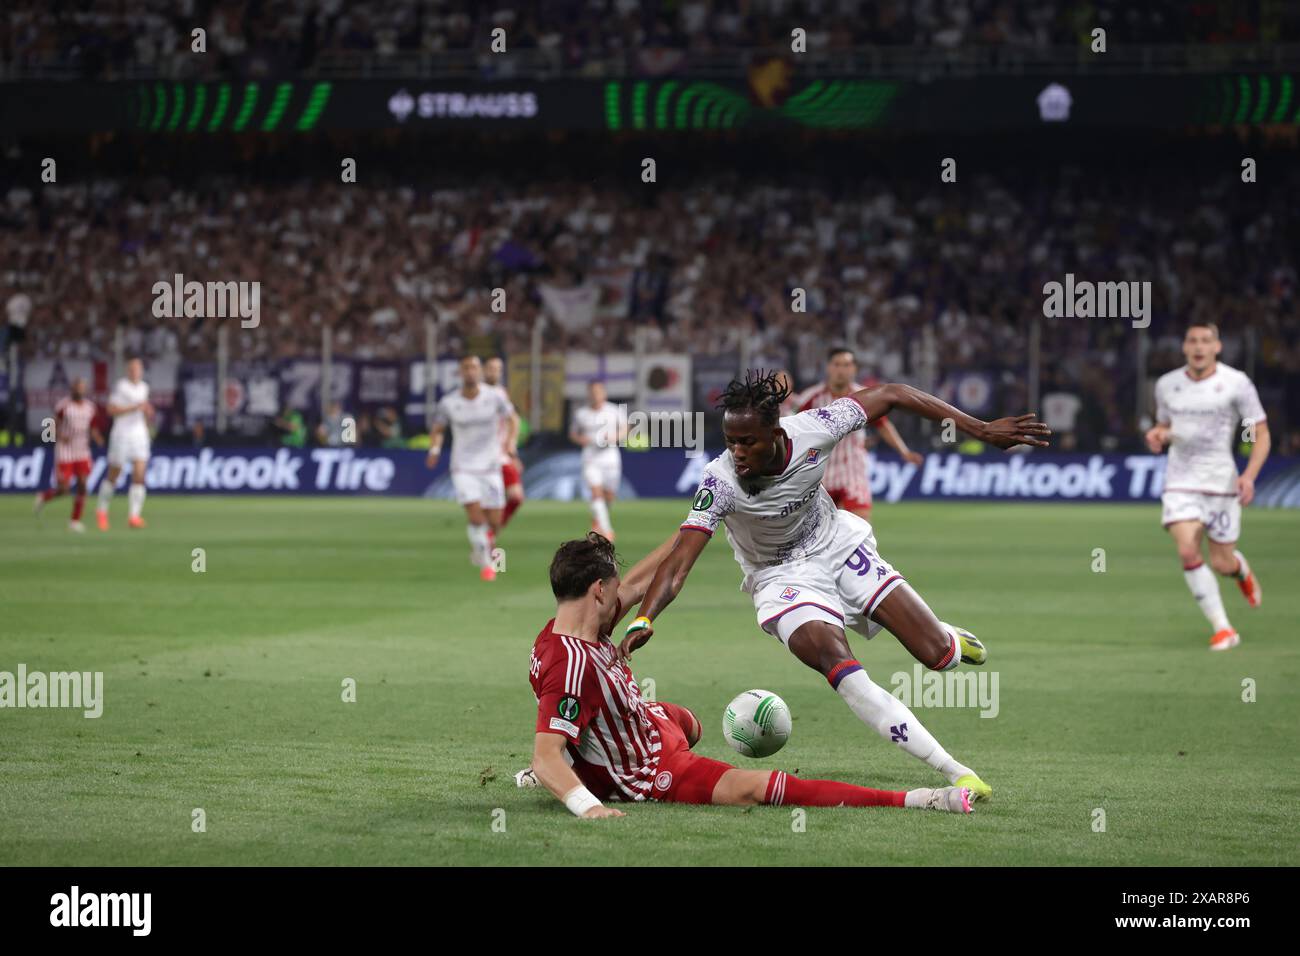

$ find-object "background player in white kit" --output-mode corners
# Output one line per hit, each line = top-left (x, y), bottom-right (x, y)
(1145, 322), (1268, 651)
(96, 357), (153, 530)
(427, 355), (518, 581)
(569, 380), (626, 541)
(621, 371), (1050, 802)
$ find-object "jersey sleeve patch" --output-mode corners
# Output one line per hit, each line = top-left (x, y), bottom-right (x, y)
(681, 471), (735, 535)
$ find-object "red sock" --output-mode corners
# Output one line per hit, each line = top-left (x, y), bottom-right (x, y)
(764, 771), (905, 808)
(501, 496), (521, 527)
(72, 494), (86, 520)
(40, 489), (59, 502)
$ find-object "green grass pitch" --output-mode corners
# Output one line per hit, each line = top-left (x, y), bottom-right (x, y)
(1, 495), (1296, 866)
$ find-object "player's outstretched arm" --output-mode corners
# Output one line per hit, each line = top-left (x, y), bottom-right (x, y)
(851, 382), (1051, 451)
(531, 733), (624, 819)
(615, 531), (682, 616)
(875, 417), (924, 465)
(619, 529), (710, 659)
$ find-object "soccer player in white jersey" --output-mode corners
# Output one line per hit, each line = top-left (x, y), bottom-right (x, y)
(96, 358), (153, 531)
(620, 371), (1051, 802)
(1145, 322), (1268, 651)
(569, 380), (627, 541)
(428, 355), (518, 581)
(483, 357), (525, 531)
(34, 377), (102, 532)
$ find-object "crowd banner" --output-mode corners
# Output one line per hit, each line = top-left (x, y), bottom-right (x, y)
(1, 448), (1297, 507)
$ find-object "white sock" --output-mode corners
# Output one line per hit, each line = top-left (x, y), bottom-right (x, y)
(97, 479), (115, 512)
(466, 523), (490, 567)
(1228, 550), (1249, 581)
(834, 667), (972, 783)
(937, 628), (960, 670)
(590, 497), (612, 534)
(128, 483), (146, 519)
(1183, 562), (1230, 633)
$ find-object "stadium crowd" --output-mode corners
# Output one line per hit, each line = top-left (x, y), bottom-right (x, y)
(3, 140), (1297, 453)
(2, 0), (1289, 80)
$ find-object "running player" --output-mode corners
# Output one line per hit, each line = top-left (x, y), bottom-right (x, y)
(1145, 322), (1268, 651)
(526, 532), (972, 817)
(569, 380), (626, 541)
(795, 347), (924, 518)
(34, 377), (101, 532)
(427, 355), (518, 581)
(483, 356), (525, 532)
(96, 358), (153, 530)
(619, 371), (1051, 801)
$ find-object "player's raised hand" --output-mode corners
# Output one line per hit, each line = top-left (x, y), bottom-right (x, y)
(582, 805), (625, 819)
(619, 616), (654, 661)
(982, 414), (1051, 450)
(1237, 474), (1255, 506)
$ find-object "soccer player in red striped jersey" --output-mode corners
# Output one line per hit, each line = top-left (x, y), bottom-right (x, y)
(34, 377), (102, 532)
(525, 533), (972, 818)
(794, 348), (924, 519)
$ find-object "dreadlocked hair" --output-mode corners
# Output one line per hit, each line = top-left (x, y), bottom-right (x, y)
(717, 369), (791, 426)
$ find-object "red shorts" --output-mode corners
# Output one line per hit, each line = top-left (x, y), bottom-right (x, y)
(646, 702), (733, 805)
(570, 701), (733, 805)
(828, 485), (872, 513)
(501, 461), (521, 487)
(56, 459), (92, 483)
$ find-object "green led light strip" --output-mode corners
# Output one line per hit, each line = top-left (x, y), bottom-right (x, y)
(208, 83), (232, 130)
(261, 82), (293, 131)
(294, 82), (332, 131)
(232, 83), (259, 131)
(185, 83), (207, 131)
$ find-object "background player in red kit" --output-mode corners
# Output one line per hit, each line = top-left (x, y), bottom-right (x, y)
(33, 377), (102, 532)
(526, 533), (972, 818)
(795, 347), (924, 518)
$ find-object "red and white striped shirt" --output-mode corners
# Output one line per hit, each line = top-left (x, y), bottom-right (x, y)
(529, 619), (665, 802)
(53, 398), (96, 463)
(794, 381), (885, 497)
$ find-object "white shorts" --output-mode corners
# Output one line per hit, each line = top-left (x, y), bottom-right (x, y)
(1162, 491), (1240, 543)
(107, 428), (150, 468)
(451, 470), (506, 509)
(582, 452), (621, 492)
(746, 510), (906, 645)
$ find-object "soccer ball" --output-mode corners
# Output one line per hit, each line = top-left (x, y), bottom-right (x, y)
(722, 689), (791, 758)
